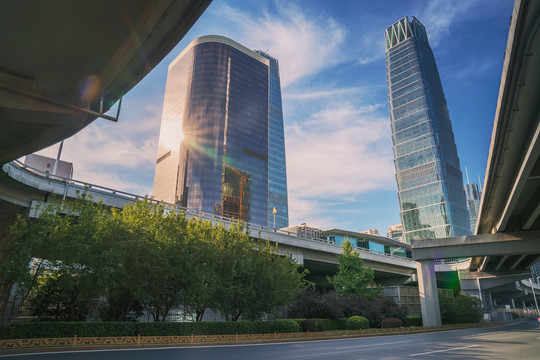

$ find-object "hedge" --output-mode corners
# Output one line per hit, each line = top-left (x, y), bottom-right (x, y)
(346, 316), (369, 330)
(381, 317), (402, 328)
(292, 318), (348, 331)
(299, 319), (325, 332)
(403, 316), (422, 327)
(0, 319), (300, 340)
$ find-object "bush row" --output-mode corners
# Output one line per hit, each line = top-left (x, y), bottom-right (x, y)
(0, 316), (433, 339)
(0, 319), (300, 340)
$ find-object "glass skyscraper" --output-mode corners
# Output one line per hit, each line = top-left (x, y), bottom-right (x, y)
(385, 17), (470, 244)
(153, 35), (289, 229)
(464, 182), (481, 234)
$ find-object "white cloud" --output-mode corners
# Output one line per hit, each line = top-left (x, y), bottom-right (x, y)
(417, 0), (482, 47)
(35, 94), (162, 196)
(285, 103), (395, 226)
(214, 2), (347, 87)
(286, 86), (366, 101)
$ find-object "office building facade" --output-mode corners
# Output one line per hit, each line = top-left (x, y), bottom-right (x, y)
(385, 17), (470, 244)
(153, 35), (289, 229)
(464, 183), (481, 234)
(24, 154), (73, 179)
(387, 224), (404, 243)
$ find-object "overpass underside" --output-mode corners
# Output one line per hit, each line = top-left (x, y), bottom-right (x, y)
(0, 0), (212, 164)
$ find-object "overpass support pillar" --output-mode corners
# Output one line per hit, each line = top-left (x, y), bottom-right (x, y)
(417, 260), (441, 326)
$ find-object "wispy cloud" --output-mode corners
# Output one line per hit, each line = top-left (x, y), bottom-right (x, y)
(210, 2), (347, 87)
(285, 103), (395, 226)
(417, 0), (482, 47)
(35, 95), (162, 196)
(286, 86), (366, 101)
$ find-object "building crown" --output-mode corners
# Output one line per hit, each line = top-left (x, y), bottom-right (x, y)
(385, 16), (429, 50)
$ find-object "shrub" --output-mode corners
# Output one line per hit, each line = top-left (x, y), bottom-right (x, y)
(439, 295), (457, 324)
(319, 318), (348, 331)
(346, 316), (369, 330)
(381, 317), (402, 328)
(287, 290), (409, 328)
(403, 316), (422, 327)
(287, 289), (344, 319)
(455, 295), (483, 324)
(0, 320), (300, 340)
(300, 319), (325, 332)
(346, 297), (408, 328)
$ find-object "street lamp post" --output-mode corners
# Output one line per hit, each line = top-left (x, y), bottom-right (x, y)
(272, 206), (276, 231)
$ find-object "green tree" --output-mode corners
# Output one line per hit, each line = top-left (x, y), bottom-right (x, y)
(327, 239), (380, 299)
(3, 197), (309, 323)
(136, 206), (191, 321)
(1, 200), (74, 322)
(181, 219), (219, 321)
(455, 294), (483, 323)
(211, 222), (308, 321)
(31, 268), (91, 321)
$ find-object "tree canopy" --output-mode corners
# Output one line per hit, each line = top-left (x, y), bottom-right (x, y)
(1, 197), (308, 322)
(327, 239), (380, 299)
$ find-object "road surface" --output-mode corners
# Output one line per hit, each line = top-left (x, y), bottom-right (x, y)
(1, 320), (538, 359)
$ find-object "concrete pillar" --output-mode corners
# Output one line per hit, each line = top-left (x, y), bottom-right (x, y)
(417, 260), (441, 326)
(511, 298), (516, 308)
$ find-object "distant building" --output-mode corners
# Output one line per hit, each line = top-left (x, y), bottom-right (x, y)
(387, 224), (404, 242)
(360, 229), (380, 235)
(464, 183), (481, 234)
(153, 35), (289, 229)
(281, 223), (322, 240)
(322, 228), (410, 258)
(24, 154), (73, 179)
(385, 17), (470, 244)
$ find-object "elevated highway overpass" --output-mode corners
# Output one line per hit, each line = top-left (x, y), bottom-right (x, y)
(412, 0), (540, 325)
(0, 0), (212, 165)
(1, 160), (416, 285)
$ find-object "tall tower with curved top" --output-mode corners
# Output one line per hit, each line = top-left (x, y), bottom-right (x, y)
(385, 17), (470, 244)
(153, 35), (289, 229)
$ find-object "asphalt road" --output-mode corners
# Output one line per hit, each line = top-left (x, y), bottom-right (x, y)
(1, 320), (539, 359)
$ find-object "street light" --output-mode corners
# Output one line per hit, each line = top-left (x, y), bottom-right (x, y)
(272, 206), (276, 231)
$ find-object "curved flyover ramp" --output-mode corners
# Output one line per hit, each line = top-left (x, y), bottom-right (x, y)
(0, 0), (212, 164)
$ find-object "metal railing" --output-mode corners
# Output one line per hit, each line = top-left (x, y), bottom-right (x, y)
(5, 160), (413, 262)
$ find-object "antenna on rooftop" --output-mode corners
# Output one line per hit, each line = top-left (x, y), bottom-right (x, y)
(465, 166), (470, 184)
(478, 174), (483, 193)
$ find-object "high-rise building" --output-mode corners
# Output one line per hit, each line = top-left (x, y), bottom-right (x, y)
(24, 154), (73, 179)
(153, 35), (289, 229)
(464, 182), (481, 234)
(387, 224), (404, 242)
(385, 17), (470, 244)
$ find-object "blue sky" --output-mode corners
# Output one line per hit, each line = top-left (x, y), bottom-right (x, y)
(35, 0), (513, 235)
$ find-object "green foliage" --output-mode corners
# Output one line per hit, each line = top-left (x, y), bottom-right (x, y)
(439, 294), (457, 324)
(346, 315), (369, 329)
(287, 289), (344, 319)
(2, 197), (308, 323)
(287, 290), (408, 328)
(455, 294), (483, 324)
(0, 320), (300, 339)
(318, 318), (348, 331)
(207, 222), (309, 321)
(31, 270), (90, 321)
(438, 294), (483, 324)
(403, 316), (422, 327)
(381, 317), (402, 328)
(327, 239), (380, 299)
(300, 319), (325, 332)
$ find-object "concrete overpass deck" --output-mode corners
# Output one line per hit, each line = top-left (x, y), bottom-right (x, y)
(1, 160), (416, 284)
(0, 0), (212, 164)
(411, 0), (540, 325)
